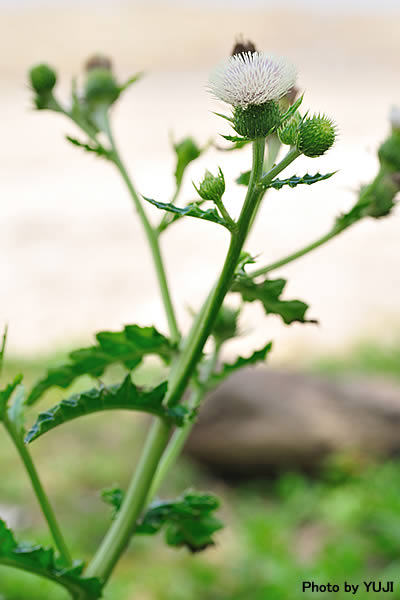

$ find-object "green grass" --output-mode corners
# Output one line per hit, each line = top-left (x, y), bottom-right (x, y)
(1, 340), (400, 599)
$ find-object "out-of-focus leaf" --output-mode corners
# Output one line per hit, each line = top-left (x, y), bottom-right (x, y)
(65, 136), (111, 159)
(25, 376), (186, 444)
(27, 325), (174, 405)
(118, 72), (144, 93)
(143, 197), (231, 229)
(173, 137), (202, 187)
(0, 519), (102, 599)
(232, 276), (316, 325)
(208, 342), (273, 388)
(101, 487), (124, 518)
(236, 170), (251, 186)
(137, 491), (223, 552)
(0, 375), (23, 420)
(7, 385), (26, 437)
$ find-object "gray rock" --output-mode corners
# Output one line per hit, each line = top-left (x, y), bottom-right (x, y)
(184, 369), (400, 476)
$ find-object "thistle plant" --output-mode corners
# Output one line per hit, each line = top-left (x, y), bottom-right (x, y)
(0, 45), (398, 599)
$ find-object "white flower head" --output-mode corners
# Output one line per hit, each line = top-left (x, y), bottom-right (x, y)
(208, 51), (297, 108)
(389, 105), (400, 131)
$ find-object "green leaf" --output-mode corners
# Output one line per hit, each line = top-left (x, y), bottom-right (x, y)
(232, 276), (316, 325)
(25, 376), (186, 444)
(208, 342), (273, 388)
(0, 325), (8, 376)
(156, 199), (208, 234)
(0, 375), (23, 420)
(27, 325), (174, 405)
(279, 94), (304, 126)
(236, 170), (251, 186)
(173, 137), (202, 187)
(0, 519), (102, 599)
(101, 486), (124, 518)
(264, 171), (337, 191)
(7, 384), (26, 437)
(138, 491), (223, 552)
(118, 72), (144, 93)
(103, 489), (223, 552)
(143, 197), (231, 229)
(220, 134), (252, 144)
(66, 136), (111, 159)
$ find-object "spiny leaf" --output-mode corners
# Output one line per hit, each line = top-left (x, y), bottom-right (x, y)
(66, 136), (111, 159)
(102, 489), (223, 553)
(27, 325), (174, 405)
(220, 134), (252, 144)
(0, 519), (102, 599)
(232, 276), (316, 325)
(118, 72), (144, 93)
(212, 111), (234, 123)
(208, 342), (273, 389)
(143, 197), (231, 229)
(263, 171), (337, 191)
(0, 375), (23, 420)
(157, 199), (207, 234)
(101, 486), (124, 518)
(279, 94), (304, 126)
(25, 376), (186, 444)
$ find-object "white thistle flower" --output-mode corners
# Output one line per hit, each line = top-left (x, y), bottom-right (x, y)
(208, 51), (297, 108)
(389, 105), (400, 131)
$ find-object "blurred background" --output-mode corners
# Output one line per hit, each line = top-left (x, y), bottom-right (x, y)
(1, 0), (400, 598)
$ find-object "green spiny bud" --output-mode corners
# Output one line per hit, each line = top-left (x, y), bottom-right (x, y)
(365, 172), (399, 218)
(195, 168), (225, 202)
(378, 131), (400, 172)
(213, 304), (239, 343)
(233, 101), (281, 139)
(84, 67), (120, 107)
(296, 114), (336, 157)
(29, 63), (57, 94)
(278, 114), (300, 146)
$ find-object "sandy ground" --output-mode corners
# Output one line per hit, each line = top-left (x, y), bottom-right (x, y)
(1, 3), (400, 359)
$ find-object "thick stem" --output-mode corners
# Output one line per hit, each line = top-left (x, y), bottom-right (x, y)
(147, 344), (220, 501)
(3, 420), (72, 565)
(164, 145), (299, 409)
(86, 418), (170, 581)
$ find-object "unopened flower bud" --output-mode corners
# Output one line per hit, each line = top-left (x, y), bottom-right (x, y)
(29, 63), (57, 94)
(195, 168), (225, 202)
(213, 305), (239, 343)
(365, 173), (399, 218)
(378, 132), (400, 172)
(85, 54), (113, 72)
(84, 67), (120, 107)
(296, 114), (336, 157)
(233, 101), (282, 139)
(278, 114), (300, 145)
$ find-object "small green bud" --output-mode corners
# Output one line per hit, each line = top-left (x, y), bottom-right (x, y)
(278, 114), (300, 146)
(213, 305), (239, 344)
(84, 67), (120, 107)
(378, 132), (400, 172)
(365, 172), (399, 218)
(233, 101), (281, 139)
(296, 114), (336, 157)
(29, 63), (57, 94)
(195, 168), (225, 202)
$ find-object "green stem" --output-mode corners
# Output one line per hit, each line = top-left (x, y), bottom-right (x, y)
(164, 145), (300, 409)
(86, 418), (170, 581)
(147, 344), (220, 501)
(250, 225), (343, 278)
(3, 419), (72, 566)
(103, 114), (180, 344)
